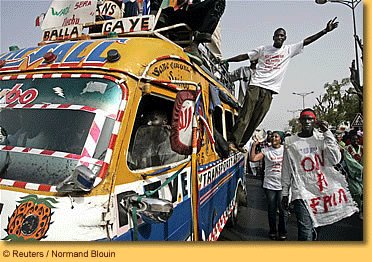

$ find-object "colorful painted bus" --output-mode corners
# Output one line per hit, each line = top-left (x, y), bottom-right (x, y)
(0, 9), (246, 241)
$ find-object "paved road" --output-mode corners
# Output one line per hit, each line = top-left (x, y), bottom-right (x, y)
(219, 175), (363, 241)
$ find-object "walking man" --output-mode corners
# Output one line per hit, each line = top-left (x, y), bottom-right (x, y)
(281, 108), (358, 240)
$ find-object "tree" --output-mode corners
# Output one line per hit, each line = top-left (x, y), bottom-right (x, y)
(288, 118), (301, 134)
(288, 77), (360, 131)
(349, 60), (363, 99)
(313, 78), (360, 128)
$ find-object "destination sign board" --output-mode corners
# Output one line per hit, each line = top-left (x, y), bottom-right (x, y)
(42, 15), (155, 42)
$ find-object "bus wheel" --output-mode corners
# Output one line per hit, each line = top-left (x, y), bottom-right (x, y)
(227, 185), (244, 227)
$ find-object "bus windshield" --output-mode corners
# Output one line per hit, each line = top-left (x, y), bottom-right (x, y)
(0, 76), (123, 186)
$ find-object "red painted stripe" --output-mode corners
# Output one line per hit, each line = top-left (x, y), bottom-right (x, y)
(0, 179), (53, 192)
(38, 184), (52, 191)
(166, 83), (179, 90)
(200, 172), (233, 204)
(82, 62), (106, 67)
(50, 64), (60, 69)
(81, 106), (96, 112)
(119, 83), (129, 100)
(42, 73), (53, 78)
(0, 67), (19, 71)
(81, 148), (91, 158)
(65, 153), (83, 160)
(59, 62), (80, 67)
(40, 150), (55, 155)
(3, 145), (15, 150)
(89, 121), (101, 143)
(116, 110), (124, 121)
(13, 181), (27, 188)
(157, 79), (172, 83)
(108, 134), (118, 150)
(80, 74), (92, 78)
(61, 73), (72, 78)
(57, 104), (71, 109)
(98, 163), (108, 179)
(95, 160), (104, 166)
(1, 146), (103, 165)
(103, 75), (115, 81)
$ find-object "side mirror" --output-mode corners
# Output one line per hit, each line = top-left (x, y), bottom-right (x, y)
(126, 195), (173, 224)
(56, 165), (96, 193)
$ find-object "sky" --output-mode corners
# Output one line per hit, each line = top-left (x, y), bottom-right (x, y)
(0, 0), (364, 131)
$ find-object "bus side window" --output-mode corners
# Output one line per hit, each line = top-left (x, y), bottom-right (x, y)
(127, 95), (187, 170)
(212, 106), (223, 136)
(211, 106), (231, 159)
(225, 110), (234, 140)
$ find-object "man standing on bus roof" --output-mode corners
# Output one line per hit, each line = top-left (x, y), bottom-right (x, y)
(224, 18), (339, 152)
(150, 0), (226, 65)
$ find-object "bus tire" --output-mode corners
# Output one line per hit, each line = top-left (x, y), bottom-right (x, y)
(227, 185), (244, 227)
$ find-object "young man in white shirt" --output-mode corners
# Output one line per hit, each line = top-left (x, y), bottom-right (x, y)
(224, 18), (339, 151)
(281, 108), (358, 240)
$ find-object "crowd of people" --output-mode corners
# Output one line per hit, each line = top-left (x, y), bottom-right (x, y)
(336, 127), (364, 219)
(243, 114), (363, 241)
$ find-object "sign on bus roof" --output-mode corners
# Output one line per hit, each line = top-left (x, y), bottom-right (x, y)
(41, 0), (97, 30)
(101, 15), (155, 34)
(42, 15), (155, 42)
(43, 24), (83, 42)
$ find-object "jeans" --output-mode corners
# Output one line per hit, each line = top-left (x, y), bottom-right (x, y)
(293, 199), (316, 241)
(264, 189), (288, 236)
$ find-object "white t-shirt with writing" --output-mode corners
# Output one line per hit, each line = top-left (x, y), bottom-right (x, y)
(247, 42), (304, 94)
(281, 130), (358, 227)
(262, 145), (284, 190)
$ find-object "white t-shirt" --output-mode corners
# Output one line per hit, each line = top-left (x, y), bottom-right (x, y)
(281, 130), (358, 227)
(262, 145), (284, 190)
(247, 42), (304, 94)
